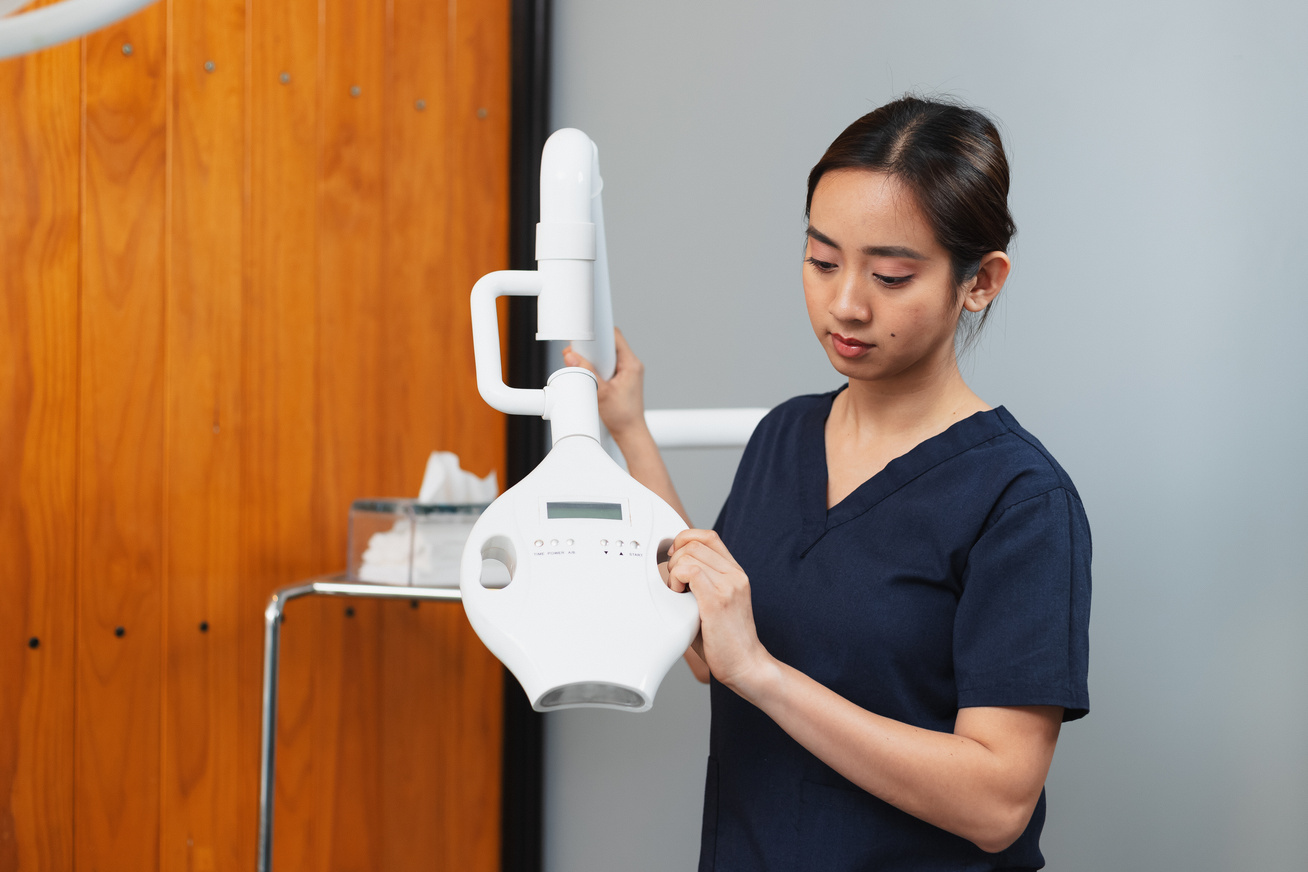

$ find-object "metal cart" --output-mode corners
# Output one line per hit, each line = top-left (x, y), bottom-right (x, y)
(256, 577), (463, 872)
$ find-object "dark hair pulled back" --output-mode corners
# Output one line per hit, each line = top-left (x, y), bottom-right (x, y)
(806, 96), (1016, 342)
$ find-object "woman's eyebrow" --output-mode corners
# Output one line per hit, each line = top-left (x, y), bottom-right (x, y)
(862, 244), (927, 260)
(805, 226), (926, 261)
(805, 225), (842, 249)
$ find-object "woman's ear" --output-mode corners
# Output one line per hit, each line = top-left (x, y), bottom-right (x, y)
(962, 251), (1011, 313)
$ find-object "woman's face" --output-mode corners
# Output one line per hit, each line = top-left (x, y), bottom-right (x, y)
(803, 169), (964, 388)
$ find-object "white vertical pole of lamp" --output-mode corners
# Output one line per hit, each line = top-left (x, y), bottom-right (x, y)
(568, 151), (616, 381)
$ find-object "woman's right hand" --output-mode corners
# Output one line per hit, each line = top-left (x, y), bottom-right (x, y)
(562, 327), (648, 440)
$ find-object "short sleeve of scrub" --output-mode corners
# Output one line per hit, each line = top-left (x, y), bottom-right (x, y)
(955, 486), (1091, 720)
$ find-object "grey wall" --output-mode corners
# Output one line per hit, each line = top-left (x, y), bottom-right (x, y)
(542, 2), (1308, 869)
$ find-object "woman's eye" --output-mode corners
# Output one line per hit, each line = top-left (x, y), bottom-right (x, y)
(805, 256), (837, 272)
(874, 273), (913, 287)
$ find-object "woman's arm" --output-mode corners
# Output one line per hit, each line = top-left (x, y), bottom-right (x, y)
(667, 528), (1062, 853)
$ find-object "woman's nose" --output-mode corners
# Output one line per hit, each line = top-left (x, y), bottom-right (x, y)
(830, 275), (871, 323)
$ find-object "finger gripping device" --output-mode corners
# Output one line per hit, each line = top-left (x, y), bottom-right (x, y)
(461, 129), (699, 712)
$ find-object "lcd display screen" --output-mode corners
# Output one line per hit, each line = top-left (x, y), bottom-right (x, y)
(547, 501), (623, 521)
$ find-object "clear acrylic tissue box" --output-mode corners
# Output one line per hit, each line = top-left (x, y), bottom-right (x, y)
(347, 499), (487, 587)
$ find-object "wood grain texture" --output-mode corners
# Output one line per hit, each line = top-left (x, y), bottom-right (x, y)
(447, 0), (513, 480)
(315, 0), (390, 867)
(246, 0), (323, 866)
(375, 0), (508, 866)
(1, 0), (515, 868)
(161, 0), (247, 869)
(0, 21), (81, 872)
(77, 5), (169, 870)
(380, 0), (453, 491)
(444, 8), (513, 865)
(381, 601), (506, 871)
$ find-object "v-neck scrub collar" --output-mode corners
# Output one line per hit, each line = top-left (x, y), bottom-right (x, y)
(799, 388), (1016, 557)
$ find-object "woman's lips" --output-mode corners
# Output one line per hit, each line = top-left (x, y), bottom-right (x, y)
(831, 332), (873, 359)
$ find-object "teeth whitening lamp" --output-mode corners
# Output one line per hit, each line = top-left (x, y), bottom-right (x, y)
(461, 128), (705, 712)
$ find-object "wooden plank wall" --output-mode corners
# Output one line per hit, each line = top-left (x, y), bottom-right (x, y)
(0, 0), (512, 869)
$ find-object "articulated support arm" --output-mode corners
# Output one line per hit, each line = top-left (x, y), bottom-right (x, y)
(470, 127), (766, 452)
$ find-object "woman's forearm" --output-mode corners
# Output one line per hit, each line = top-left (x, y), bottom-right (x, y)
(612, 421), (692, 527)
(733, 655), (1061, 853)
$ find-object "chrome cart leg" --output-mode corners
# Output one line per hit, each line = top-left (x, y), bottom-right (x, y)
(257, 594), (283, 872)
(255, 580), (461, 870)
(257, 585), (313, 872)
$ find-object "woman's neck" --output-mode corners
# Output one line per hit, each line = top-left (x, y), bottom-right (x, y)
(832, 361), (989, 447)
(823, 361), (989, 509)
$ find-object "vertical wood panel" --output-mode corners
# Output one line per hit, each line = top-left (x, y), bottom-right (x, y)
(0, 20), (81, 872)
(77, 5), (169, 870)
(376, 0), (509, 867)
(447, 0), (513, 477)
(380, 0), (452, 488)
(315, 0), (388, 866)
(445, 8), (512, 866)
(247, 0), (322, 866)
(378, 0), (498, 868)
(379, 0), (449, 859)
(161, 0), (246, 868)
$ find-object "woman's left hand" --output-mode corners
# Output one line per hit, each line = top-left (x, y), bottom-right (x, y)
(666, 529), (773, 692)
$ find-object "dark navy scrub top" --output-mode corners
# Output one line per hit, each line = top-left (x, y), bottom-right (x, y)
(701, 389), (1091, 872)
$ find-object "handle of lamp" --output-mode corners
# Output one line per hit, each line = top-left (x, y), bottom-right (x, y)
(470, 269), (546, 416)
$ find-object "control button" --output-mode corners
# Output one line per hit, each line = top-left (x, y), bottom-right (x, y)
(565, 539), (574, 547)
(550, 539), (559, 548)
(614, 540), (624, 549)
(630, 541), (639, 549)
(534, 539), (543, 548)
(600, 539), (608, 548)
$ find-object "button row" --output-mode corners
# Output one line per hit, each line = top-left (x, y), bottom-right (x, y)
(529, 538), (641, 549)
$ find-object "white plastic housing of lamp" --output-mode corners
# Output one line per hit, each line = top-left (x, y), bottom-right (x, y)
(464, 128), (702, 712)
(459, 429), (696, 713)
(0, 0), (161, 61)
(462, 127), (768, 712)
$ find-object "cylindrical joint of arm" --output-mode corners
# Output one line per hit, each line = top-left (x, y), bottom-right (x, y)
(544, 368), (601, 444)
(536, 128), (599, 342)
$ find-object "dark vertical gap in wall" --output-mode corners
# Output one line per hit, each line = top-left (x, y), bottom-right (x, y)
(503, 1), (549, 870)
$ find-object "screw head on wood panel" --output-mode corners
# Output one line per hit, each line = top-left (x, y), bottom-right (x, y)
(415, 99), (426, 111)
(204, 61), (215, 73)
(477, 107), (488, 119)
(345, 606), (355, 618)
(115, 626), (125, 638)
(200, 621), (209, 633)
(410, 600), (419, 609)
(28, 637), (39, 649)
(121, 43), (133, 56)
(350, 85), (361, 98)
(280, 71), (291, 84)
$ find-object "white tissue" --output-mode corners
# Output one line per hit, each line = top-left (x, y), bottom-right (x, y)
(418, 451), (499, 504)
(357, 452), (498, 587)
